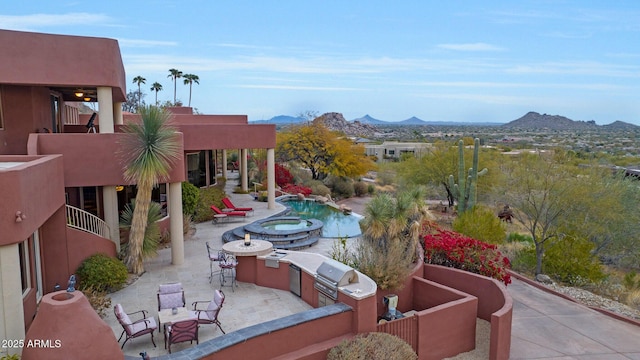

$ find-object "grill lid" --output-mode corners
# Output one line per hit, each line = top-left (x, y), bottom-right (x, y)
(316, 259), (358, 286)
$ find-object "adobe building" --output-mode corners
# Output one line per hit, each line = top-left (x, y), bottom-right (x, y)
(0, 28), (276, 355)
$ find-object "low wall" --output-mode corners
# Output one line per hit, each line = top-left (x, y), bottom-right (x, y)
(424, 264), (512, 360)
(66, 227), (117, 274)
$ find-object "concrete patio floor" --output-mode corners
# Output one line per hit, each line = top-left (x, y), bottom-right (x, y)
(104, 172), (640, 359)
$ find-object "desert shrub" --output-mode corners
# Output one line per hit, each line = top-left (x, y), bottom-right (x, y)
(82, 284), (112, 318)
(452, 206), (506, 245)
(327, 332), (417, 360)
(423, 228), (512, 286)
(0, 354), (20, 360)
(353, 181), (368, 197)
(275, 163), (294, 187)
(624, 289), (640, 309)
(327, 176), (354, 198)
(193, 185), (226, 223)
(119, 201), (162, 259)
(623, 271), (638, 290)
(354, 238), (416, 290)
(308, 181), (331, 197)
(281, 183), (312, 196)
(330, 237), (356, 268)
(367, 183), (375, 195)
(506, 232), (533, 243)
(509, 245), (537, 275)
(376, 168), (396, 186)
(543, 235), (605, 285)
(76, 253), (128, 292)
(181, 181), (200, 216)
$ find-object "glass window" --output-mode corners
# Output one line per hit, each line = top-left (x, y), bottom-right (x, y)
(18, 240), (30, 295)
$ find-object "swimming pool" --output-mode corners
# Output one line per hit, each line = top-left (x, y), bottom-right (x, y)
(284, 199), (362, 238)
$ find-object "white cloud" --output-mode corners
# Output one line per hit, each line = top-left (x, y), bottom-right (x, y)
(437, 42), (505, 52)
(236, 84), (362, 91)
(118, 38), (178, 48)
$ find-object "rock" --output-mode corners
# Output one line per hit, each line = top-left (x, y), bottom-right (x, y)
(296, 193), (305, 201)
(535, 274), (554, 284)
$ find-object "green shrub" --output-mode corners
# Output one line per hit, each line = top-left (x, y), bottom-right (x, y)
(181, 181), (200, 216)
(509, 244), (537, 275)
(452, 206), (506, 245)
(76, 253), (128, 292)
(544, 235), (606, 285)
(327, 176), (354, 199)
(328, 332), (417, 360)
(193, 185), (226, 223)
(304, 180), (331, 197)
(506, 232), (533, 243)
(367, 183), (375, 195)
(0, 354), (20, 360)
(623, 271), (638, 290)
(353, 181), (368, 197)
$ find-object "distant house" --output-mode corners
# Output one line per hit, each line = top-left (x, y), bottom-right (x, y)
(364, 141), (432, 162)
(0, 28), (276, 348)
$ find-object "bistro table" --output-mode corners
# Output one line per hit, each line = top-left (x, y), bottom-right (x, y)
(157, 307), (196, 333)
(221, 239), (274, 283)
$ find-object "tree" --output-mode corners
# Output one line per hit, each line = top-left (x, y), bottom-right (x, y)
(122, 91), (144, 113)
(132, 76), (146, 108)
(182, 74), (199, 107)
(355, 188), (431, 290)
(276, 122), (374, 180)
(167, 68), (183, 104)
(119, 106), (181, 274)
(150, 82), (163, 105)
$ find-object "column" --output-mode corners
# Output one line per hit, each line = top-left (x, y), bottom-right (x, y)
(222, 150), (228, 178)
(113, 102), (123, 125)
(169, 182), (184, 265)
(241, 148), (248, 192)
(97, 87), (120, 248)
(0, 244), (26, 356)
(267, 148), (276, 209)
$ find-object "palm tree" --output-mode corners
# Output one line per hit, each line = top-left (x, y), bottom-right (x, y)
(182, 74), (200, 107)
(119, 106), (181, 274)
(150, 82), (163, 105)
(167, 69), (183, 105)
(132, 76), (146, 108)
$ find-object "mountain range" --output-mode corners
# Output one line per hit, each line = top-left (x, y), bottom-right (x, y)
(250, 114), (502, 126)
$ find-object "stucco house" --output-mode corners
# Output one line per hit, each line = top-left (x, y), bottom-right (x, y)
(0, 28), (276, 348)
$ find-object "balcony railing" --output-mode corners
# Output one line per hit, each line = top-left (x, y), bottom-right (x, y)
(66, 205), (110, 238)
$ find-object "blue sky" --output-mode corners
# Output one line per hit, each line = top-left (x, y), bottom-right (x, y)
(2, 1), (639, 124)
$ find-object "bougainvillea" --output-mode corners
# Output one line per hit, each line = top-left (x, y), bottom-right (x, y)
(275, 163), (294, 188)
(423, 228), (511, 286)
(281, 183), (313, 197)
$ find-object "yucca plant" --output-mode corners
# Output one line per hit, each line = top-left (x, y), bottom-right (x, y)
(119, 200), (162, 260)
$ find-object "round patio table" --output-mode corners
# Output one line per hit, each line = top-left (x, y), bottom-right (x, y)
(222, 240), (274, 283)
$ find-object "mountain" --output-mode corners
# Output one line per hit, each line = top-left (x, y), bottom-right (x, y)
(503, 112), (598, 130)
(602, 120), (640, 131)
(351, 114), (388, 125)
(398, 116), (428, 125)
(315, 112), (378, 137)
(250, 115), (303, 124)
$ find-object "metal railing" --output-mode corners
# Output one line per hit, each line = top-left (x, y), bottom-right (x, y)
(65, 205), (110, 238)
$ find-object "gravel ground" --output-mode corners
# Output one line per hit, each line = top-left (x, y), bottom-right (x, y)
(546, 282), (640, 320)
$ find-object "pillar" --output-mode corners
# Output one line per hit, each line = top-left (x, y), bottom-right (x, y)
(0, 244), (26, 357)
(267, 148), (276, 209)
(222, 150), (228, 177)
(113, 102), (123, 125)
(241, 148), (248, 192)
(97, 87), (120, 249)
(169, 182), (184, 265)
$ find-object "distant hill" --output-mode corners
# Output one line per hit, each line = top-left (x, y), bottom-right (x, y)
(603, 120), (640, 131)
(351, 114), (388, 125)
(503, 112), (598, 130)
(249, 115), (304, 124)
(398, 116), (428, 125)
(315, 112), (378, 137)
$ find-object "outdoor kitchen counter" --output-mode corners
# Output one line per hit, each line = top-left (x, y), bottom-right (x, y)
(258, 250), (377, 300)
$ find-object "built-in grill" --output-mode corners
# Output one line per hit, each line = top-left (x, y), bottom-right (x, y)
(314, 259), (358, 300)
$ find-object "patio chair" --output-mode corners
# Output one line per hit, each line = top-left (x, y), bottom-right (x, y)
(206, 242), (224, 283)
(157, 282), (186, 311)
(164, 319), (199, 354)
(190, 289), (226, 334)
(114, 304), (157, 349)
(219, 254), (238, 292)
(222, 197), (254, 214)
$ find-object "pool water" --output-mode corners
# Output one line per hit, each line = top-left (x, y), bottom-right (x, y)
(285, 200), (362, 238)
(261, 219), (311, 231)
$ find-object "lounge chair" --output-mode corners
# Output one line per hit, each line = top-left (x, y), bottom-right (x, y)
(222, 197), (254, 214)
(190, 289), (226, 334)
(157, 283), (186, 311)
(210, 205), (247, 224)
(114, 304), (157, 349)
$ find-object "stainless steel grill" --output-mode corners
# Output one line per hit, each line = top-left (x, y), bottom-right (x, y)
(314, 259), (358, 300)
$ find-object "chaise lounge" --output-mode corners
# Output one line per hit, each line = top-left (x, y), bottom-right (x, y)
(211, 205), (248, 224)
(222, 197), (254, 215)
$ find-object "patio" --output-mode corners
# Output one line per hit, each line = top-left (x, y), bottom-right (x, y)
(105, 175), (342, 357)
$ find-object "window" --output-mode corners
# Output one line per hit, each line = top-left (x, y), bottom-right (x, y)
(18, 240), (30, 295)
(187, 150), (216, 188)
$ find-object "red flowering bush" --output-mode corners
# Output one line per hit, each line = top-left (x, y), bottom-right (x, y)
(423, 228), (512, 286)
(275, 164), (293, 187)
(281, 183), (312, 197)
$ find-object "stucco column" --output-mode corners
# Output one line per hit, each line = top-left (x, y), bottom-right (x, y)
(97, 87), (114, 133)
(103, 187), (120, 251)
(0, 244), (26, 356)
(169, 182), (184, 265)
(113, 102), (123, 125)
(241, 148), (248, 192)
(267, 148), (275, 209)
(97, 87), (120, 249)
(222, 150), (228, 178)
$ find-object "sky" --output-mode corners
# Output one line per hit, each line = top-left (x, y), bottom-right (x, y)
(1, 1), (639, 124)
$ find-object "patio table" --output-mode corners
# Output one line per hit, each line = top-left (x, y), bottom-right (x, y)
(158, 307), (196, 333)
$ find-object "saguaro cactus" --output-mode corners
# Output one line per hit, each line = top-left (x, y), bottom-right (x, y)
(448, 138), (486, 213)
